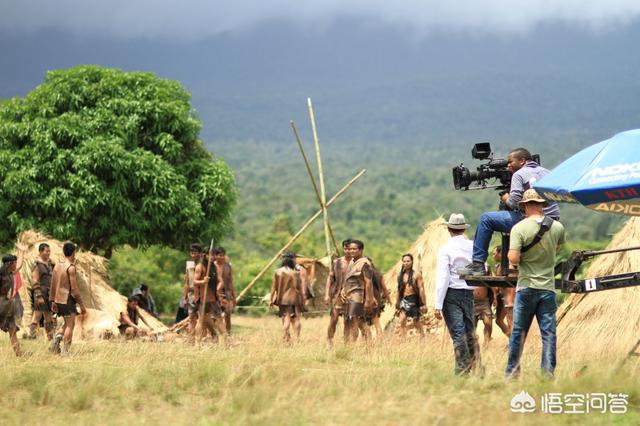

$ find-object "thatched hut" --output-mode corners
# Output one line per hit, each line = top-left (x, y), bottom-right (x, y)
(16, 231), (166, 340)
(381, 217), (453, 334)
(557, 217), (640, 362)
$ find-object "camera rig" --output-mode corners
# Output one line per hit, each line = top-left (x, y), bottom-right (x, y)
(452, 142), (540, 194)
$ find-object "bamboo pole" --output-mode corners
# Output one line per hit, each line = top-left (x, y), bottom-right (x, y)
(307, 98), (333, 261)
(290, 120), (340, 253)
(236, 169), (367, 303)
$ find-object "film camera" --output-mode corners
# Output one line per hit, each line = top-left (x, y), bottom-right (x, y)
(452, 143), (540, 193)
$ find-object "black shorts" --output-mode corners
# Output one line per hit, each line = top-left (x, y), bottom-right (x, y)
(35, 288), (52, 312)
(56, 295), (78, 317)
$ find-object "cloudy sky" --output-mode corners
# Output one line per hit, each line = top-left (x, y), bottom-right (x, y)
(3, 0), (640, 40)
(2, 1), (640, 145)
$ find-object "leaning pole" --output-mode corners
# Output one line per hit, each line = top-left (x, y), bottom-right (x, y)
(236, 169), (367, 303)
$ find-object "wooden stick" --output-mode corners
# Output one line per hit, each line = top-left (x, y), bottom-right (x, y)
(307, 98), (333, 261)
(290, 120), (340, 253)
(236, 169), (367, 303)
(168, 317), (190, 333)
(197, 240), (215, 329)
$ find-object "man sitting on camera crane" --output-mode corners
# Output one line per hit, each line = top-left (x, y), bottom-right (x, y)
(458, 148), (560, 276)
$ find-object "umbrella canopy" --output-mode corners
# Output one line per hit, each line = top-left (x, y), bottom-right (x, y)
(534, 129), (640, 216)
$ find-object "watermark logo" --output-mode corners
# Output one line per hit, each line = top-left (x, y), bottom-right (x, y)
(511, 391), (628, 414)
(510, 391), (536, 413)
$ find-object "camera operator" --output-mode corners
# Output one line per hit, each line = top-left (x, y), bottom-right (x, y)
(458, 148), (560, 276)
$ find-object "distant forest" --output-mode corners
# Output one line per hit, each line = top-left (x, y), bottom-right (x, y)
(206, 137), (626, 305)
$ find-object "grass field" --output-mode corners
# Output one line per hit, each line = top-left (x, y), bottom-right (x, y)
(1, 315), (638, 425)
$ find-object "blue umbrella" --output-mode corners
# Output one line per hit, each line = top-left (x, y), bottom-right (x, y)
(534, 129), (640, 216)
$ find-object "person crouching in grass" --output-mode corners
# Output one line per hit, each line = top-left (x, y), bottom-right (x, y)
(119, 296), (151, 339)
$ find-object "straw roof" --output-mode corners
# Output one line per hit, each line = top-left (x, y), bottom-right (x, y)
(381, 217), (453, 334)
(556, 217), (640, 361)
(15, 230), (166, 340)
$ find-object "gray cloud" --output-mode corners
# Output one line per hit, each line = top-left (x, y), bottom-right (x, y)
(3, 0), (640, 40)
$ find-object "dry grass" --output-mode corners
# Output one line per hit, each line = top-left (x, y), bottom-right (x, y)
(5, 219), (640, 424)
(1, 315), (639, 425)
(557, 217), (640, 361)
(16, 230), (165, 338)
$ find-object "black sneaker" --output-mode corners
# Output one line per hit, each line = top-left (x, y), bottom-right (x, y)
(457, 262), (486, 277)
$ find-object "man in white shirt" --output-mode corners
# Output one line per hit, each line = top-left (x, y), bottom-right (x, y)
(434, 213), (479, 375)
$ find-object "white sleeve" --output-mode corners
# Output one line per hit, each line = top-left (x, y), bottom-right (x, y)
(434, 247), (450, 310)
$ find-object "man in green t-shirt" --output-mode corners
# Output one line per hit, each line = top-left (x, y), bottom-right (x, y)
(505, 189), (565, 378)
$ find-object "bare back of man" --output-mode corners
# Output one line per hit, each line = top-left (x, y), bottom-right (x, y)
(271, 262), (305, 343)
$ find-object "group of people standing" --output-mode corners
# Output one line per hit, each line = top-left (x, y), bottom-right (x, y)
(0, 146), (568, 381)
(0, 241), (87, 356)
(176, 243), (236, 342)
(440, 147), (565, 379)
(269, 239), (428, 346)
(267, 147), (567, 381)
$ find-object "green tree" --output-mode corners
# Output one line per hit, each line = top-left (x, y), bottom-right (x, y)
(0, 66), (236, 255)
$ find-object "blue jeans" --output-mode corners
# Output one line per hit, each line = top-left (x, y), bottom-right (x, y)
(505, 288), (557, 377)
(472, 210), (523, 263)
(442, 289), (478, 375)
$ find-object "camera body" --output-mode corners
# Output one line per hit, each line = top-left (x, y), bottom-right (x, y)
(452, 143), (540, 193)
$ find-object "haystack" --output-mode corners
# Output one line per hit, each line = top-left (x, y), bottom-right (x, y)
(381, 217), (452, 334)
(16, 231), (166, 340)
(556, 217), (640, 361)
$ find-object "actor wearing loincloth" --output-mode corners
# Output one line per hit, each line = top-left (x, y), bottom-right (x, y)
(119, 296), (151, 339)
(341, 240), (376, 342)
(396, 254), (426, 337)
(215, 247), (236, 337)
(324, 239), (352, 348)
(491, 246), (514, 338)
(0, 249), (27, 357)
(49, 242), (87, 355)
(28, 243), (55, 340)
(183, 243), (202, 339)
(194, 250), (224, 341)
(270, 253), (306, 343)
(473, 286), (493, 348)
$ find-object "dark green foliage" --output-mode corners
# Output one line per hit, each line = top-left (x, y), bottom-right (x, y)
(211, 140), (626, 301)
(109, 245), (185, 316)
(0, 66), (236, 254)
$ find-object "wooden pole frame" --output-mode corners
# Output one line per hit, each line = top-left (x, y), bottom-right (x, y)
(290, 120), (340, 253)
(236, 169), (366, 303)
(307, 98), (333, 261)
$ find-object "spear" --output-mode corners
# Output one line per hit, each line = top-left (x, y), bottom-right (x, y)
(197, 239), (215, 332)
